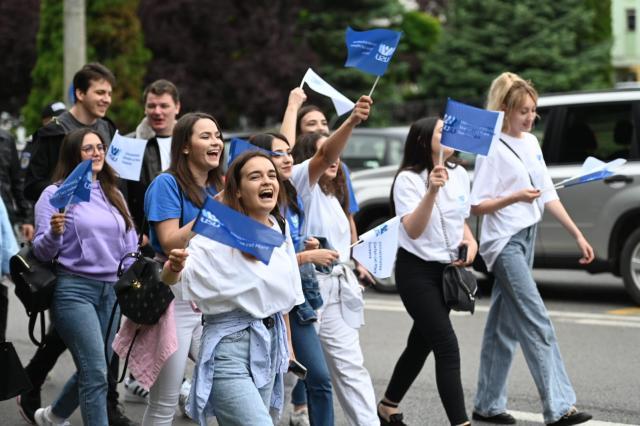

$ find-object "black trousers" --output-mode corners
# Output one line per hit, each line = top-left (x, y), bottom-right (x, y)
(384, 248), (468, 425)
(24, 311), (121, 405)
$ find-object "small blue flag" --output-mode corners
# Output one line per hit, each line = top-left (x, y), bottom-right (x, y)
(344, 27), (402, 77)
(49, 159), (93, 210)
(441, 99), (504, 156)
(192, 197), (285, 264)
(227, 137), (283, 167)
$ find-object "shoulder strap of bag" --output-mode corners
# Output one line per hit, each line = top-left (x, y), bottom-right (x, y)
(28, 311), (46, 346)
(499, 138), (536, 188)
(104, 301), (138, 383)
(434, 202), (456, 264)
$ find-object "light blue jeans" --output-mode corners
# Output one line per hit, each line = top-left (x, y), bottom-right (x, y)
(50, 273), (118, 426)
(474, 226), (576, 424)
(211, 328), (276, 426)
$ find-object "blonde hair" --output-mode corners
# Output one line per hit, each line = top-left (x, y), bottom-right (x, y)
(486, 72), (538, 132)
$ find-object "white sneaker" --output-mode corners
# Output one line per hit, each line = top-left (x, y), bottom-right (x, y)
(34, 406), (71, 426)
(178, 378), (191, 418)
(123, 376), (149, 403)
(289, 409), (310, 426)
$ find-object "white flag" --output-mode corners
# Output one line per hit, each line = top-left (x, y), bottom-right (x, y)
(300, 68), (355, 116)
(105, 132), (148, 181)
(352, 216), (401, 279)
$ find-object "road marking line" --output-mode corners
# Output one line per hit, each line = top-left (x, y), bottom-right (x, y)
(607, 307), (640, 316)
(365, 299), (640, 327)
(509, 410), (636, 425)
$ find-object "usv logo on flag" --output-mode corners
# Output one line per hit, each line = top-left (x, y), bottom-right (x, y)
(108, 145), (121, 162)
(376, 44), (396, 63)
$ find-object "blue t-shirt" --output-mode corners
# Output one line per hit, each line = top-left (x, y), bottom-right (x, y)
(285, 195), (305, 253)
(343, 164), (359, 214)
(144, 173), (217, 255)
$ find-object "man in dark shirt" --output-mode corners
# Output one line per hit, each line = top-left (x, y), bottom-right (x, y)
(24, 63), (117, 202)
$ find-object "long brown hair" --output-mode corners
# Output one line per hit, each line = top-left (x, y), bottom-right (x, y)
(51, 128), (133, 230)
(168, 112), (225, 207)
(292, 132), (349, 215)
(223, 151), (285, 222)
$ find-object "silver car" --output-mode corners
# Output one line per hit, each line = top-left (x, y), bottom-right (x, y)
(351, 89), (640, 304)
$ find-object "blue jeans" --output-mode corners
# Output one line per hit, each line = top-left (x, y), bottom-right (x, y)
(50, 273), (119, 426)
(474, 226), (576, 423)
(211, 328), (276, 426)
(290, 310), (334, 426)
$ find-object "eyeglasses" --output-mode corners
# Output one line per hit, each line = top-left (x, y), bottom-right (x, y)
(80, 144), (106, 155)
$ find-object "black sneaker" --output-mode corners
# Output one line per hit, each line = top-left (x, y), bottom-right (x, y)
(472, 411), (517, 424)
(547, 408), (592, 426)
(107, 402), (139, 426)
(17, 389), (41, 424)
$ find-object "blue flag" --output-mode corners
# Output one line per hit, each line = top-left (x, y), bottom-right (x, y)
(441, 99), (504, 156)
(192, 197), (285, 264)
(344, 27), (402, 76)
(227, 137), (283, 167)
(49, 159), (93, 210)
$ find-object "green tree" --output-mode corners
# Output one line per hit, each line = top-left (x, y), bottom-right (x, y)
(420, 0), (612, 105)
(22, 0), (151, 133)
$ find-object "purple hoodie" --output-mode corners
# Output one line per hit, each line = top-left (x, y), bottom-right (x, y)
(33, 181), (138, 282)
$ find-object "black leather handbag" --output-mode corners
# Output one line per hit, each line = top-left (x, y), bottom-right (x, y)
(435, 202), (478, 314)
(9, 244), (57, 346)
(442, 264), (477, 314)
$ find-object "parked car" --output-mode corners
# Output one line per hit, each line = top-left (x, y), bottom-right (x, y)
(351, 88), (640, 304)
(341, 127), (408, 171)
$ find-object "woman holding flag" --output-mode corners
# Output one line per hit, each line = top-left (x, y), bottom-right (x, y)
(471, 73), (594, 426)
(31, 128), (138, 426)
(140, 112), (224, 425)
(160, 150), (304, 425)
(288, 93), (379, 426)
(248, 132), (337, 426)
(378, 117), (476, 426)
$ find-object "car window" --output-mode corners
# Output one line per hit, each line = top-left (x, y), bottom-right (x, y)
(342, 134), (387, 170)
(388, 138), (404, 167)
(532, 106), (548, 146)
(556, 103), (635, 164)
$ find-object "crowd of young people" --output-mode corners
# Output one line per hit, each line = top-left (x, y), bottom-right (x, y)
(9, 61), (596, 426)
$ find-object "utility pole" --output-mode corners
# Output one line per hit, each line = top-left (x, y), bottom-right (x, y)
(63, 0), (86, 106)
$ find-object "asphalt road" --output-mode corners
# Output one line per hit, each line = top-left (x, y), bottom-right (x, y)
(1, 269), (639, 425)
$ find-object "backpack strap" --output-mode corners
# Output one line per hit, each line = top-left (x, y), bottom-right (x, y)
(28, 311), (46, 347)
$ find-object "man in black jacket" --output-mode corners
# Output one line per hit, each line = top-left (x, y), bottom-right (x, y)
(127, 79), (181, 236)
(24, 63), (117, 202)
(0, 128), (33, 239)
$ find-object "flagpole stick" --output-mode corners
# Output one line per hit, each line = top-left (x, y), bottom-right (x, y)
(299, 80), (305, 89)
(439, 147), (444, 165)
(350, 239), (363, 248)
(368, 76), (380, 97)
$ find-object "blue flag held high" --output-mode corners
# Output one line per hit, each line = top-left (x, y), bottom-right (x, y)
(441, 99), (504, 157)
(49, 159), (93, 210)
(344, 27), (402, 77)
(227, 137), (282, 167)
(192, 197), (285, 265)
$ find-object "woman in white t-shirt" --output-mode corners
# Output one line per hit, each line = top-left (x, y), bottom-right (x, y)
(470, 73), (594, 426)
(161, 151), (304, 426)
(289, 101), (380, 425)
(377, 117), (476, 426)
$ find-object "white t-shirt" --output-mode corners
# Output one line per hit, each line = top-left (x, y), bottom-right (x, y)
(156, 136), (172, 171)
(394, 165), (470, 263)
(179, 217), (304, 318)
(470, 132), (558, 270)
(291, 160), (351, 262)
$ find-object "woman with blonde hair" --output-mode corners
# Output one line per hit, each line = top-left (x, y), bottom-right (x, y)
(471, 73), (594, 426)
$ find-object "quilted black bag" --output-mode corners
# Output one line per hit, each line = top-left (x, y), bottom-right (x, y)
(104, 225), (175, 382)
(9, 244), (57, 346)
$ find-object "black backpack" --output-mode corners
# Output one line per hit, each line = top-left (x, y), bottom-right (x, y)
(9, 244), (57, 346)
